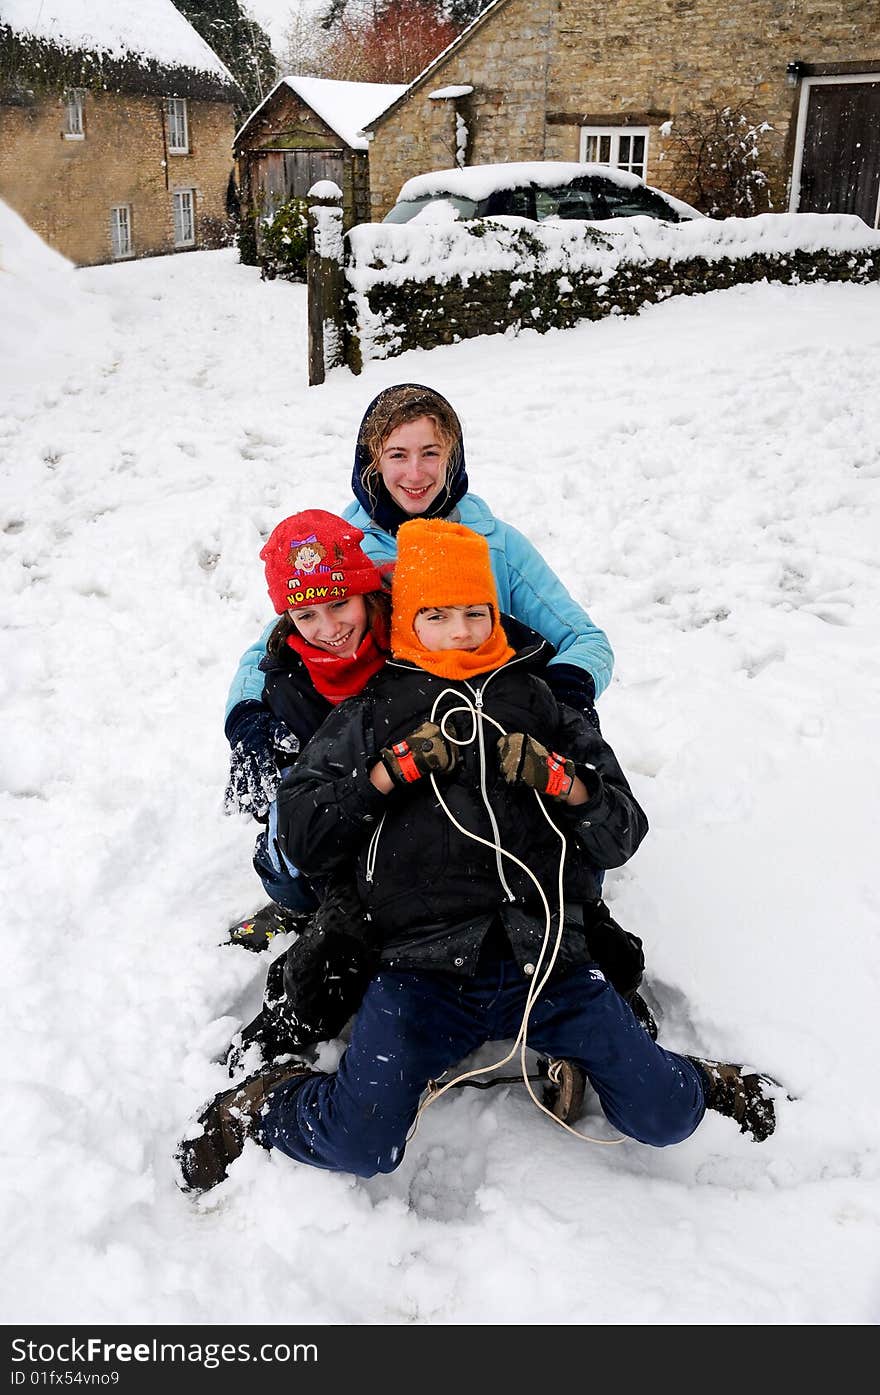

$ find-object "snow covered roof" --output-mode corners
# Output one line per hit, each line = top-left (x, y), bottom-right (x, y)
(0, 0), (236, 85)
(236, 75), (408, 151)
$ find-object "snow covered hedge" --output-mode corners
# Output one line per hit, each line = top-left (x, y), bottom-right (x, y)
(314, 211), (880, 370)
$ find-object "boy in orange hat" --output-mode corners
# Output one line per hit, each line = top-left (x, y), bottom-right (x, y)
(179, 520), (778, 1192)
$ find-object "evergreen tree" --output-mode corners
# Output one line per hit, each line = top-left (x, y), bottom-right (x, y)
(172, 1), (277, 115)
(442, 0), (488, 27)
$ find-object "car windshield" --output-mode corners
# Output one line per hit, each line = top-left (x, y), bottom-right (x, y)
(383, 174), (686, 226)
(382, 194), (481, 224)
(536, 178), (680, 222)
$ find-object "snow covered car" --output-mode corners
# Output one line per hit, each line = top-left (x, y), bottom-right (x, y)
(381, 161), (702, 226)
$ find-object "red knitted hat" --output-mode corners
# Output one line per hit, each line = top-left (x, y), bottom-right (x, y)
(260, 510), (384, 614)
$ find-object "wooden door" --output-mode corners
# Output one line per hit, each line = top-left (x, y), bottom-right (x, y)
(253, 150), (345, 220)
(798, 80), (880, 227)
(281, 150), (345, 200)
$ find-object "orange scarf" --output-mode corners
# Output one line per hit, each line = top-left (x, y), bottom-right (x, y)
(392, 622), (514, 682)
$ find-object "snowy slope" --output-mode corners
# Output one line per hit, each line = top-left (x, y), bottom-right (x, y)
(1, 205), (879, 1324)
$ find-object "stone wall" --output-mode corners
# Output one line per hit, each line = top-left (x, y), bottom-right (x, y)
(367, 0), (556, 217)
(0, 89), (235, 266)
(315, 208), (880, 370)
(345, 244), (880, 366)
(546, 0), (880, 207)
(366, 0), (880, 217)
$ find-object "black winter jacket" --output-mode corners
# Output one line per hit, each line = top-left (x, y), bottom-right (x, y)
(260, 614), (544, 767)
(275, 637), (648, 977)
(259, 645), (333, 764)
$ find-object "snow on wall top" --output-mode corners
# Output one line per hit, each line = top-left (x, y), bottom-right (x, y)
(346, 211), (880, 292)
(0, 0), (235, 83)
(429, 85), (474, 99)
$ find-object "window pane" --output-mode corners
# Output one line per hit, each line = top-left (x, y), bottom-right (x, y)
(166, 98), (188, 152)
(111, 207), (131, 257)
(585, 127), (648, 176)
(583, 132), (613, 164)
(483, 188), (536, 217)
(65, 91), (83, 135)
(600, 181), (675, 220)
(616, 134), (647, 176)
(383, 195), (478, 223)
(174, 191), (194, 244)
(541, 184), (606, 219)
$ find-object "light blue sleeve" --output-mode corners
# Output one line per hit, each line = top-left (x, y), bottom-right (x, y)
(224, 618), (278, 719)
(267, 799), (302, 878)
(500, 521), (614, 697)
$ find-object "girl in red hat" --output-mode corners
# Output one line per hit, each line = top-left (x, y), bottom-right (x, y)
(226, 509), (392, 954)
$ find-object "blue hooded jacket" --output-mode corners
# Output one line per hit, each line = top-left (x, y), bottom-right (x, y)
(226, 384), (613, 722)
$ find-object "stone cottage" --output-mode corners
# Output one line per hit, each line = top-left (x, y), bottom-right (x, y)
(363, 0), (880, 227)
(0, 0), (243, 266)
(234, 74), (407, 236)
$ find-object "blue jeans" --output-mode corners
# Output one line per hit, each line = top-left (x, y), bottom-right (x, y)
(262, 954), (706, 1178)
(252, 828), (320, 915)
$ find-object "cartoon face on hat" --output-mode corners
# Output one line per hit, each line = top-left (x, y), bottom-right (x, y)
(260, 510), (384, 614)
(289, 538), (328, 576)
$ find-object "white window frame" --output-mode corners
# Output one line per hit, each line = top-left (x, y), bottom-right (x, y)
(63, 89), (85, 140)
(173, 189), (195, 247)
(165, 97), (189, 155)
(579, 126), (650, 178)
(110, 205), (132, 259)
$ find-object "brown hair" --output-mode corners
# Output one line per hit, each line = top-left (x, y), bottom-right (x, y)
(359, 385), (463, 508)
(267, 588), (393, 658)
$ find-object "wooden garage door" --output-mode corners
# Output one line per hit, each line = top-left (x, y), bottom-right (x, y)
(255, 149), (345, 219)
(798, 80), (880, 227)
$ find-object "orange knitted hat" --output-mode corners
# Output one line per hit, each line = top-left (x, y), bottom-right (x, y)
(391, 519), (514, 678)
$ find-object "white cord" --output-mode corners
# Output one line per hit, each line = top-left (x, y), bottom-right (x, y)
(399, 679), (623, 1147)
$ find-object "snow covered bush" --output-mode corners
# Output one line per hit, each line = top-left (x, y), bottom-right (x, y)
(260, 197), (311, 280)
(663, 104), (775, 217)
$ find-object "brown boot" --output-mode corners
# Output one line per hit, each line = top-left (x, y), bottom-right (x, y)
(542, 1058), (588, 1123)
(177, 1061), (319, 1193)
(688, 1057), (778, 1142)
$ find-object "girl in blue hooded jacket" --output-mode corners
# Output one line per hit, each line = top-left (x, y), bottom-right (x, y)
(224, 384), (614, 936)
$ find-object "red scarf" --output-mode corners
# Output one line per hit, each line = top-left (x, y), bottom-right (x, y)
(286, 624), (387, 704)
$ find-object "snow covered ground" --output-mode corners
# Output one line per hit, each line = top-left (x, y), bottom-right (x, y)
(2, 203), (879, 1325)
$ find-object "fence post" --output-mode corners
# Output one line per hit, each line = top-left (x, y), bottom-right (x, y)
(306, 181), (345, 387)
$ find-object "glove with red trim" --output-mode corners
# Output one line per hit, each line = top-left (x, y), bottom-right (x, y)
(497, 733), (575, 801)
(380, 721), (458, 786)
